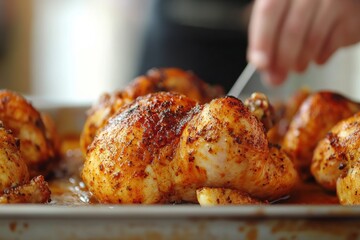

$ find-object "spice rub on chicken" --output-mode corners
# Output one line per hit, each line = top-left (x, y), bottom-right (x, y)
(80, 68), (224, 155)
(282, 91), (360, 179)
(82, 92), (298, 204)
(0, 90), (59, 177)
(310, 112), (360, 205)
(0, 125), (50, 203)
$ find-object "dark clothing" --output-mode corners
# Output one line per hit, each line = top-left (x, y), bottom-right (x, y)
(137, 0), (252, 92)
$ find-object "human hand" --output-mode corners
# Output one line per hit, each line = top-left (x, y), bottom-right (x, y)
(247, 0), (360, 85)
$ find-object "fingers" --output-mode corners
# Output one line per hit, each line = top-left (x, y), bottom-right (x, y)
(317, 3), (360, 64)
(248, 0), (360, 85)
(247, 0), (289, 70)
(276, 0), (318, 73)
(261, 70), (288, 86)
(302, 0), (339, 65)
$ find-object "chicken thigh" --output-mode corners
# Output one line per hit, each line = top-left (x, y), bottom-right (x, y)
(82, 92), (298, 204)
(0, 124), (50, 203)
(0, 90), (58, 177)
(311, 112), (360, 204)
(282, 91), (360, 179)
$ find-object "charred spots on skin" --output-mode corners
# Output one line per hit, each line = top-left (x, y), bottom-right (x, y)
(35, 118), (44, 130)
(99, 164), (104, 171)
(133, 170), (148, 178)
(327, 132), (340, 148)
(326, 92), (348, 103)
(208, 146), (214, 154)
(186, 135), (195, 144)
(269, 143), (281, 150)
(339, 162), (347, 170)
(112, 171), (122, 179)
(0, 95), (10, 107)
(228, 127), (242, 144)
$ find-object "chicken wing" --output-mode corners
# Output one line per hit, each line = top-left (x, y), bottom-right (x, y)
(282, 91), (360, 179)
(0, 124), (50, 203)
(0, 90), (57, 177)
(82, 92), (298, 204)
(311, 112), (360, 205)
(80, 68), (224, 155)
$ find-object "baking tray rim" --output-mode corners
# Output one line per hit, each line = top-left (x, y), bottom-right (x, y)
(1, 205), (360, 219)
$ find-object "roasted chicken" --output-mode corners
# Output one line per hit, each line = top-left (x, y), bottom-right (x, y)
(282, 91), (360, 179)
(82, 92), (298, 204)
(80, 68), (224, 155)
(311, 112), (360, 204)
(0, 124), (50, 203)
(0, 90), (58, 177)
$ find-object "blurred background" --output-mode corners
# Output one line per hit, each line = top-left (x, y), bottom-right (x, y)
(0, 0), (360, 107)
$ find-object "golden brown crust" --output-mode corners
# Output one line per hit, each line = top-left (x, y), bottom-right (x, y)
(0, 90), (56, 177)
(0, 175), (51, 204)
(0, 123), (51, 204)
(267, 87), (311, 144)
(0, 125), (29, 192)
(82, 92), (298, 204)
(312, 112), (360, 196)
(80, 68), (224, 155)
(282, 91), (360, 179)
(83, 92), (198, 203)
(196, 187), (265, 205)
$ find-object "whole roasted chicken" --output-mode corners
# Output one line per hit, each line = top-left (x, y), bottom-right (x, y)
(82, 92), (298, 204)
(311, 112), (360, 205)
(282, 91), (360, 179)
(80, 68), (224, 155)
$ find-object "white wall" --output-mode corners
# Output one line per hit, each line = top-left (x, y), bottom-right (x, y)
(284, 43), (360, 102)
(32, 0), (153, 105)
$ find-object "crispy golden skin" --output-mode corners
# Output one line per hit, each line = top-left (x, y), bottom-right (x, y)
(0, 125), (29, 191)
(0, 175), (51, 204)
(311, 113), (360, 204)
(267, 87), (311, 144)
(0, 125), (51, 204)
(82, 92), (297, 204)
(0, 90), (57, 177)
(337, 162), (360, 205)
(80, 68), (224, 155)
(282, 91), (360, 179)
(196, 187), (265, 206)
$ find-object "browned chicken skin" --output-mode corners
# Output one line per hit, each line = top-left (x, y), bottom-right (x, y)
(0, 90), (58, 177)
(80, 68), (224, 155)
(282, 91), (360, 179)
(311, 112), (360, 205)
(267, 88), (311, 144)
(82, 92), (298, 204)
(0, 125), (50, 203)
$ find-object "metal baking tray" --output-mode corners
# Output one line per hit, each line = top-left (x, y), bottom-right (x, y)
(1, 103), (360, 240)
(1, 205), (360, 239)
